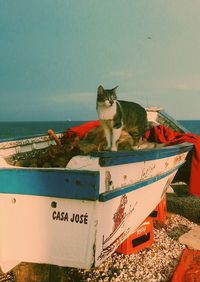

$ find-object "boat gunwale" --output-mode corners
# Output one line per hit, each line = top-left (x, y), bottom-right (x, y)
(93, 142), (193, 167)
(0, 142), (193, 170)
(158, 111), (190, 133)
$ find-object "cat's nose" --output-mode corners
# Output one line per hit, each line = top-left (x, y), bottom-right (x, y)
(109, 100), (113, 105)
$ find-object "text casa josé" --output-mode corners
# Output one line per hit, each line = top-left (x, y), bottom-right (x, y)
(52, 210), (88, 224)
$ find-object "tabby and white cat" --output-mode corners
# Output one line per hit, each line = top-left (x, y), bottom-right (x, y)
(96, 85), (147, 151)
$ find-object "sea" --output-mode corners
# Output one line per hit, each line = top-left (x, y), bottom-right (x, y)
(0, 121), (85, 141)
(0, 120), (200, 141)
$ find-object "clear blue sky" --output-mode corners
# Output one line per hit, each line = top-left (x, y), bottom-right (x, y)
(0, 0), (200, 121)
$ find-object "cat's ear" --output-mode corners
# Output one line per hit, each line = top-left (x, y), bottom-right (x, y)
(97, 85), (104, 95)
(112, 86), (119, 93)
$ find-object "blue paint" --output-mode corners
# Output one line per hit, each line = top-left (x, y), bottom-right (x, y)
(99, 163), (183, 202)
(0, 160), (186, 202)
(92, 143), (193, 166)
(0, 169), (100, 201)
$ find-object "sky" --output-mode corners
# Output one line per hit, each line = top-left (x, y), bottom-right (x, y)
(0, 0), (200, 121)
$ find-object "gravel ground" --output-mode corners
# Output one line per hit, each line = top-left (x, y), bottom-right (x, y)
(0, 213), (198, 282)
(70, 213), (197, 282)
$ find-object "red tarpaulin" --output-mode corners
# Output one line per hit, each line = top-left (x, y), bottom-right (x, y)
(61, 120), (101, 142)
(145, 125), (200, 198)
(171, 249), (200, 282)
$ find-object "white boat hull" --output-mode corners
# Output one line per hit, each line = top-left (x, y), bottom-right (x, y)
(0, 169), (177, 273)
(0, 109), (193, 272)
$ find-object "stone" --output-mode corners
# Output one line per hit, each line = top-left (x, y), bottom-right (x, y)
(166, 185), (175, 193)
(179, 226), (200, 250)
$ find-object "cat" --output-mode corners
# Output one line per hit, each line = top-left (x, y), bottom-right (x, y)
(96, 85), (148, 151)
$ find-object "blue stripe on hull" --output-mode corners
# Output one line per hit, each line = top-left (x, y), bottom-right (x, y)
(0, 169), (100, 201)
(92, 143), (193, 166)
(0, 162), (183, 202)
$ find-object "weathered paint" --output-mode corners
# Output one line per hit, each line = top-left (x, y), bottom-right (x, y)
(101, 152), (188, 191)
(99, 162), (183, 201)
(95, 172), (174, 265)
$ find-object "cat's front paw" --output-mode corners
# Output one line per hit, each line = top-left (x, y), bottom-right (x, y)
(111, 146), (118, 152)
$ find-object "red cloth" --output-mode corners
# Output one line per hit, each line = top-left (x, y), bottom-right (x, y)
(145, 125), (200, 198)
(171, 249), (200, 282)
(61, 120), (101, 141)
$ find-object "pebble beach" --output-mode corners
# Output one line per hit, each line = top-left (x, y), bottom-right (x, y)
(0, 212), (197, 282)
(70, 213), (197, 282)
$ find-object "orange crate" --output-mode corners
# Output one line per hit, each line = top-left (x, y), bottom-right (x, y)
(115, 217), (154, 255)
(149, 195), (166, 223)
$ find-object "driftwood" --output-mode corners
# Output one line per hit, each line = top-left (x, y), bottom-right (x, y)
(11, 262), (82, 282)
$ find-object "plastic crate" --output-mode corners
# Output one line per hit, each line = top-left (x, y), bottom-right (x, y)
(149, 195), (166, 223)
(115, 217), (154, 255)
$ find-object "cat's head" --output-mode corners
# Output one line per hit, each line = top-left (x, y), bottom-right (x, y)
(97, 85), (118, 107)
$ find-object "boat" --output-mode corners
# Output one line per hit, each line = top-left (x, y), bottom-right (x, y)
(0, 108), (193, 273)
